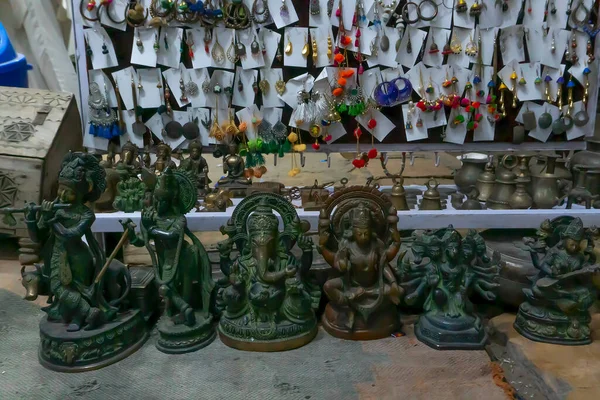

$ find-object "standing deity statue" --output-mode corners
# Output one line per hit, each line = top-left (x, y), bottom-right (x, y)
(318, 186), (404, 340)
(217, 141), (251, 197)
(514, 216), (600, 345)
(399, 226), (500, 350)
(3, 152), (148, 371)
(217, 193), (319, 351)
(122, 168), (215, 353)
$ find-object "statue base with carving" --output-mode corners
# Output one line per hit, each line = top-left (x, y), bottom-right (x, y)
(218, 315), (318, 352)
(415, 313), (487, 350)
(513, 216), (599, 346)
(322, 303), (400, 341)
(514, 301), (592, 346)
(156, 312), (216, 354)
(39, 309), (148, 372)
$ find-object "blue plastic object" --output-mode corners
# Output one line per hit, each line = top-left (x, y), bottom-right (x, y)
(0, 22), (33, 88)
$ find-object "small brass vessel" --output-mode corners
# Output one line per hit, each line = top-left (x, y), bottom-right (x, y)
(508, 177), (533, 209)
(476, 162), (496, 202)
(419, 178), (443, 210)
(487, 155), (518, 210)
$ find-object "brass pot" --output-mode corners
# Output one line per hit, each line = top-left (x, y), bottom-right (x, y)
(454, 153), (488, 193)
(419, 178), (442, 210)
(570, 137), (600, 182)
(476, 162), (496, 202)
(487, 155), (518, 210)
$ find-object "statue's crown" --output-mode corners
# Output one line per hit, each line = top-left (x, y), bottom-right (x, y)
(562, 218), (584, 241)
(351, 203), (371, 229)
(248, 198), (279, 233)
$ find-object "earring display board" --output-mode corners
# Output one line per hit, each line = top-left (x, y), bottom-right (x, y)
(73, 0), (599, 155)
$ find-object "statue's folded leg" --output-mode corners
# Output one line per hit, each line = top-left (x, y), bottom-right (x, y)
(323, 278), (346, 306)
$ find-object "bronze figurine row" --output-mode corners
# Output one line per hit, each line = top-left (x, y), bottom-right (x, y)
(5, 152), (598, 373)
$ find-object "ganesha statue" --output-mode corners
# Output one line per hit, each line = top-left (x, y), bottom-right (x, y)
(514, 216), (599, 345)
(317, 186), (404, 340)
(217, 193), (320, 351)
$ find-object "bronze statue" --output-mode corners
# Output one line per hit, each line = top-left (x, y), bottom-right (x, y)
(2, 152), (148, 372)
(399, 226), (500, 350)
(199, 188), (233, 212)
(179, 139), (211, 196)
(152, 142), (177, 175)
(514, 217), (600, 345)
(122, 168), (215, 353)
(111, 142), (145, 212)
(217, 193), (319, 351)
(317, 186), (404, 340)
(217, 141), (251, 197)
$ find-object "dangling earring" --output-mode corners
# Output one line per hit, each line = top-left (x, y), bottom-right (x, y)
(301, 33), (310, 58)
(259, 78), (270, 93)
(465, 34), (477, 57)
(154, 31), (160, 52)
(285, 33), (293, 56)
(429, 32), (439, 54)
(202, 73), (211, 93)
(101, 31), (109, 55)
(136, 29), (144, 52)
(405, 102), (414, 129)
(442, 33), (452, 55)
(450, 32), (462, 54)
(251, 33), (260, 55)
(275, 72), (286, 95)
(163, 29), (169, 50)
(518, 69), (527, 86)
(406, 31), (412, 54)
(551, 32), (556, 54)
(311, 33), (318, 63)
(186, 29), (195, 59)
(180, 71), (188, 102)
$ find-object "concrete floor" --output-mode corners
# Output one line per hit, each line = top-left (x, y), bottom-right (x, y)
(0, 252), (505, 400)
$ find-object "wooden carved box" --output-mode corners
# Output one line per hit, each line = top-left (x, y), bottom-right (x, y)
(0, 87), (82, 264)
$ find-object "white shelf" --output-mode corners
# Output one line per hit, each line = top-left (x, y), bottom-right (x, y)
(92, 185), (600, 233)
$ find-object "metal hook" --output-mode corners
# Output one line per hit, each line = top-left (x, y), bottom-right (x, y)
(409, 152), (415, 166)
(300, 153), (306, 167)
(274, 154), (277, 166)
(381, 152), (389, 167)
(434, 152), (440, 167)
(326, 152), (331, 168)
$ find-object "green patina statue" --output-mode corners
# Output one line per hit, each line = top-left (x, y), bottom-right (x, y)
(318, 186), (404, 340)
(217, 192), (319, 351)
(112, 141), (146, 212)
(14, 152), (148, 372)
(122, 168), (215, 353)
(514, 216), (599, 345)
(399, 226), (500, 350)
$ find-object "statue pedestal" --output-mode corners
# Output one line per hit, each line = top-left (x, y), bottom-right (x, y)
(514, 301), (592, 346)
(321, 303), (400, 341)
(415, 313), (487, 350)
(156, 312), (216, 354)
(218, 316), (317, 352)
(38, 309), (148, 372)
(217, 183), (251, 198)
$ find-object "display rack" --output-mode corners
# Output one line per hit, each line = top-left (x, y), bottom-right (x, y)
(70, 0), (600, 231)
